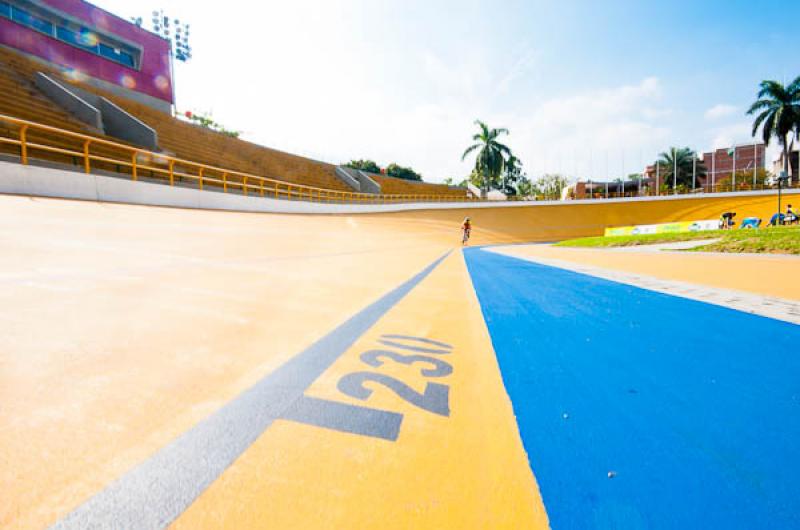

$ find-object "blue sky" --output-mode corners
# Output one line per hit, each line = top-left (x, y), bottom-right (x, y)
(95, 0), (800, 182)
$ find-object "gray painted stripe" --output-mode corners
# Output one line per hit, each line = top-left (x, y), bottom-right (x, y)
(380, 334), (453, 349)
(50, 251), (450, 530)
(280, 395), (403, 441)
(377, 338), (451, 354)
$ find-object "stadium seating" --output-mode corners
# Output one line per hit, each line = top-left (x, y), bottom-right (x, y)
(0, 49), (89, 133)
(0, 45), (469, 199)
(0, 46), (351, 191)
(0, 47), (150, 173)
(370, 173), (466, 198)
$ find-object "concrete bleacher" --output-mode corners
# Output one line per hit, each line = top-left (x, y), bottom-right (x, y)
(0, 48), (91, 134)
(0, 45), (471, 200)
(0, 46), (350, 192)
(96, 96), (352, 192)
(0, 48), (155, 175)
(370, 172), (467, 198)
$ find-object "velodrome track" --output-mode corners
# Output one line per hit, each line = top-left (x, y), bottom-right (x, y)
(466, 248), (800, 529)
(1, 192), (798, 529)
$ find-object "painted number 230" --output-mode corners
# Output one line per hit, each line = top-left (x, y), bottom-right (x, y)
(337, 334), (454, 416)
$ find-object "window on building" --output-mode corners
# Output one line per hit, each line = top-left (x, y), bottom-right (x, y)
(56, 26), (98, 53)
(2, 1), (140, 70)
(10, 4), (53, 35)
(98, 42), (135, 68)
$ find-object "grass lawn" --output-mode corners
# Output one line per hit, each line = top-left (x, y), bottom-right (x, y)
(555, 226), (800, 255)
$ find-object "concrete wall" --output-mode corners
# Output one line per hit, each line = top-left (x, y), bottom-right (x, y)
(356, 170), (381, 194)
(47, 78), (159, 150)
(333, 167), (382, 194)
(334, 167), (361, 191)
(34, 72), (102, 129)
(97, 98), (158, 150)
(1, 160), (797, 242)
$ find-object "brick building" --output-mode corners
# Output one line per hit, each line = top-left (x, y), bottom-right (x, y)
(700, 144), (765, 188)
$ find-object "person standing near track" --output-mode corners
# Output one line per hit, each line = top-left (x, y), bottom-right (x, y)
(461, 217), (472, 245)
(720, 211), (736, 229)
(786, 204), (798, 225)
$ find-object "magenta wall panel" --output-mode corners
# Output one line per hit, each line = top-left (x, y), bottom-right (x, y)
(0, 0), (173, 103)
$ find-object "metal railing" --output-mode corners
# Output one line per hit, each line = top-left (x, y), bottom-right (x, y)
(575, 180), (800, 200)
(0, 114), (477, 204)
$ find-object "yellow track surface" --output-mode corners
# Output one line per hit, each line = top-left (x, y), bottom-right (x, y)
(171, 251), (547, 529)
(1, 195), (545, 529)
(371, 191), (797, 243)
(491, 244), (800, 301)
(1, 190), (794, 529)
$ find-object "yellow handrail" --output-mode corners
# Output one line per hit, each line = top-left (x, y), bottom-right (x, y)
(0, 114), (473, 204)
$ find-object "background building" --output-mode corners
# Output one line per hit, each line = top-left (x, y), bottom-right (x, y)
(700, 143), (765, 188)
(772, 144), (799, 184)
(0, 0), (173, 112)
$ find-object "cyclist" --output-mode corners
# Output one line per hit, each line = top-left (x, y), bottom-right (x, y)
(461, 217), (472, 245)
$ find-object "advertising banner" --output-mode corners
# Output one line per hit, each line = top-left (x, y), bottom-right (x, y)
(605, 219), (718, 237)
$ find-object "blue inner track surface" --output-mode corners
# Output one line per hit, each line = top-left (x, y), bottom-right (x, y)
(464, 248), (800, 530)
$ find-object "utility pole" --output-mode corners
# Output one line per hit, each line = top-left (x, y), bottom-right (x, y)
(673, 147), (677, 194)
(712, 151), (716, 192)
(778, 172), (788, 224)
(656, 161), (660, 196)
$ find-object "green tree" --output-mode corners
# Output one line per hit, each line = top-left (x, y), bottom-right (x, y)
(385, 163), (422, 181)
(531, 174), (569, 200)
(515, 175), (534, 199)
(345, 159), (381, 173)
(501, 155), (523, 197)
(461, 120), (511, 198)
(655, 147), (707, 190)
(747, 77), (800, 180)
(183, 110), (241, 138)
(442, 177), (468, 187)
(467, 168), (484, 188)
(728, 168), (771, 190)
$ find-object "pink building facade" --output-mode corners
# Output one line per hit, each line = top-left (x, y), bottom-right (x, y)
(0, 0), (172, 110)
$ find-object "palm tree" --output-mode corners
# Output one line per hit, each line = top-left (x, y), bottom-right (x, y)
(501, 154), (522, 197)
(462, 120), (511, 198)
(748, 77), (800, 182)
(656, 147), (706, 190)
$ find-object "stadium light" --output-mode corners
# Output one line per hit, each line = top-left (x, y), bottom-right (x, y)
(149, 9), (193, 62)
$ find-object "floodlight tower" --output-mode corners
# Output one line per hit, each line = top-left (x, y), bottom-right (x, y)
(150, 9), (192, 62)
(150, 9), (192, 112)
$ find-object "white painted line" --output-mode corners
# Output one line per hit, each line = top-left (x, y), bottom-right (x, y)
(485, 247), (800, 326)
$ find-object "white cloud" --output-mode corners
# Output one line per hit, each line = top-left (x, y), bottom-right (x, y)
(704, 104), (738, 120)
(706, 121), (783, 169)
(492, 46), (540, 97)
(88, 2), (674, 183)
(710, 122), (752, 149)
(79, 1), (782, 185)
(363, 76), (674, 181)
(494, 77), (672, 179)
